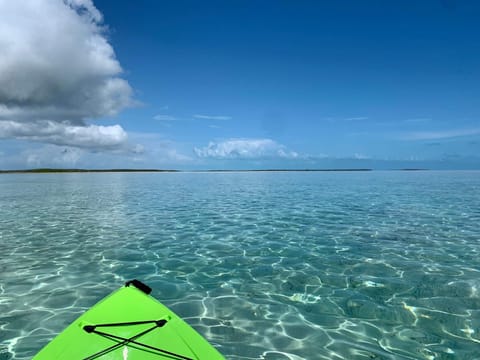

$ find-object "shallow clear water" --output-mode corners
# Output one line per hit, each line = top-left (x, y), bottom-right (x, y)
(1, 171), (479, 359)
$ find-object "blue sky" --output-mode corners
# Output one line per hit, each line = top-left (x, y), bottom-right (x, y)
(0, 0), (479, 169)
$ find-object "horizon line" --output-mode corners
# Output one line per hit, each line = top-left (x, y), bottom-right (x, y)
(0, 168), (440, 174)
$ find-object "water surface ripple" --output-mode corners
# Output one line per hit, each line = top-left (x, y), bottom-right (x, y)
(1, 171), (479, 359)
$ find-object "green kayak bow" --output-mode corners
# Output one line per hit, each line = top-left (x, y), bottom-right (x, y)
(33, 280), (225, 359)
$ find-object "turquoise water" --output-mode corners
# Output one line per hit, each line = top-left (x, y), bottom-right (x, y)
(1, 171), (479, 359)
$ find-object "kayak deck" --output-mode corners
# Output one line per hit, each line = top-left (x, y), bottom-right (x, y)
(33, 280), (224, 359)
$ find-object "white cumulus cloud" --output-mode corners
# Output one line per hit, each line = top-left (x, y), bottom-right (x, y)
(0, 120), (128, 150)
(0, 0), (134, 150)
(194, 138), (298, 159)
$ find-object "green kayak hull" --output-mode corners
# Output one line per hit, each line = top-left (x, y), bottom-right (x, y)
(33, 280), (225, 359)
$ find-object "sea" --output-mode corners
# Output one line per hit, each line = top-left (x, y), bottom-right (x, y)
(0, 171), (479, 359)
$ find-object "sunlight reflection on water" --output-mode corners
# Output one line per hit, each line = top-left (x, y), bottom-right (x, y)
(1, 171), (479, 359)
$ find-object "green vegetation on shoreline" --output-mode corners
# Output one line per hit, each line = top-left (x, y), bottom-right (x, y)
(0, 168), (178, 174)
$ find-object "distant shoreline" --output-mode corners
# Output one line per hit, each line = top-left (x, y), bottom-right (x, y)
(0, 168), (435, 174)
(0, 168), (178, 174)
